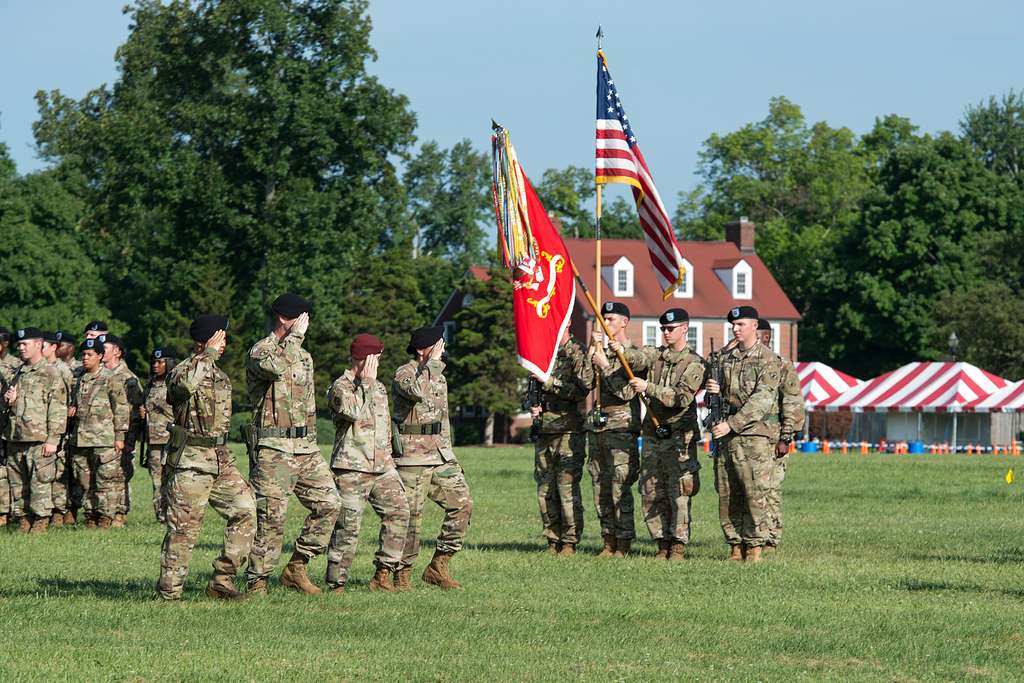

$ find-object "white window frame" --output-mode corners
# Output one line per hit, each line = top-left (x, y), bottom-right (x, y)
(672, 257), (694, 298)
(686, 320), (703, 355)
(642, 320), (663, 348)
(612, 256), (634, 297)
(723, 322), (734, 349)
(770, 322), (781, 354)
(732, 260), (753, 300)
(443, 320), (456, 342)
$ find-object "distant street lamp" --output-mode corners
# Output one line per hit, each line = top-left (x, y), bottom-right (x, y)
(948, 332), (959, 361)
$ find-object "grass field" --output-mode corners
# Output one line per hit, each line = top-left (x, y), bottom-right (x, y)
(1, 445), (1023, 681)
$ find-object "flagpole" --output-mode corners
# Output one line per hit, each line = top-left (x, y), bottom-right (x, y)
(593, 25), (605, 422)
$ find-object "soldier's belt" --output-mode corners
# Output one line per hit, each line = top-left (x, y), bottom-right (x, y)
(185, 433), (229, 447)
(256, 426), (308, 438)
(398, 422), (442, 436)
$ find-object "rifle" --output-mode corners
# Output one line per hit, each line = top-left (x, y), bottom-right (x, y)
(524, 377), (542, 443)
(138, 415), (149, 468)
(704, 340), (725, 456)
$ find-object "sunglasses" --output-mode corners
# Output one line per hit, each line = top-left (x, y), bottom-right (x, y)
(660, 324), (684, 333)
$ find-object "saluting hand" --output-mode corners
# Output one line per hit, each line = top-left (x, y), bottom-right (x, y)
(430, 339), (445, 361)
(207, 329), (227, 354)
(362, 353), (379, 382)
(292, 312), (310, 337)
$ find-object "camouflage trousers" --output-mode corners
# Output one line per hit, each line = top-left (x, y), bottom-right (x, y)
(6, 442), (57, 519)
(246, 448), (342, 582)
(766, 453), (787, 546)
(0, 443), (9, 515)
(50, 446), (71, 514)
(118, 450), (134, 515)
(326, 468), (410, 588)
(397, 462), (472, 568)
(587, 431), (639, 540)
(72, 446), (123, 519)
(639, 431), (701, 544)
(158, 447), (257, 600)
(714, 435), (773, 547)
(534, 432), (585, 545)
(147, 444), (169, 523)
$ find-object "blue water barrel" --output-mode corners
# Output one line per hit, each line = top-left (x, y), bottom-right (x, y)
(800, 442), (819, 453)
(908, 441), (925, 454)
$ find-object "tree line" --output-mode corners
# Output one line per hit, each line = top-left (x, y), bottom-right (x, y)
(1, 1), (1022, 433)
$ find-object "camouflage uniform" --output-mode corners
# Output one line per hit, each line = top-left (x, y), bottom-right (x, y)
(108, 360), (144, 515)
(143, 376), (175, 523)
(157, 348), (256, 601)
(391, 358), (472, 569)
(714, 342), (781, 549)
(49, 359), (75, 516)
(0, 352), (23, 519)
(585, 341), (640, 544)
(245, 331), (341, 584)
(766, 357), (804, 547)
(624, 345), (706, 546)
(70, 367), (129, 520)
(323, 370), (409, 588)
(534, 338), (592, 547)
(4, 359), (67, 521)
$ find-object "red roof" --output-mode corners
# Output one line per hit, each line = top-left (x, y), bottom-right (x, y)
(566, 238), (800, 320)
(467, 265), (491, 282)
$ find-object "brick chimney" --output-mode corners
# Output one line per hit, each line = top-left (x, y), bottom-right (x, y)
(725, 216), (756, 254)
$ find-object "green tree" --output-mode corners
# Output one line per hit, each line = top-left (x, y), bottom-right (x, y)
(934, 282), (1024, 379)
(961, 90), (1024, 185)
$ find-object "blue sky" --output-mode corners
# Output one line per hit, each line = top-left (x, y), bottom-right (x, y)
(1, 1), (1021, 214)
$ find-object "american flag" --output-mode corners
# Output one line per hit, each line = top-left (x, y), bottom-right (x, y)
(595, 50), (686, 298)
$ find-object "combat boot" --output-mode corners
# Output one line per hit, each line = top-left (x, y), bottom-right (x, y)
(112, 513), (126, 528)
(330, 585), (345, 595)
(97, 516), (113, 529)
(598, 534), (617, 558)
(50, 512), (64, 527)
(422, 551), (462, 590)
(558, 543), (576, 557)
(247, 577), (268, 596)
(369, 564), (397, 592)
(668, 541), (686, 562)
(64, 509), (78, 526)
(17, 516), (31, 533)
(279, 552), (321, 595)
(394, 567), (414, 592)
(29, 517), (49, 534)
(746, 546), (763, 563)
(728, 544), (744, 561)
(205, 574), (247, 601)
(546, 539), (561, 555)
(613, 539), (632, 558)
(653, 539), (671, 560)
(763, 544), (777, 555)
(0, 514), (7, 527)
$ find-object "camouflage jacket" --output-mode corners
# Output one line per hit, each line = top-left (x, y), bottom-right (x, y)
(537, 338), (593, 434)
(143, 378), (174, 445)
(622, 345), (705, 437)
(586, 339), (641, 433)
(168, 349), (232, 475)
(3, 358), (67, 445)
(391, 358), (456, 466)
(0, 352), (23, 384)
(720, 342), (782, 438)
(246, 331), (318, 455)
(108, 360), (144, 453)
(327, 370), (394, 474)
(71, 367), (129, 448)
(51, 359), (74, 405)
(774, 357), (805, 440)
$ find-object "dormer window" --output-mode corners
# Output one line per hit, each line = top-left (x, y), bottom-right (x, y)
(672, 257), (694, 298)
(736, 271), (747, 296)
(611, 256), (633, 296)
(713, 258), (752, 300)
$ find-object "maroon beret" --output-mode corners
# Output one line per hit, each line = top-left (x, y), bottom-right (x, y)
(350, 333), (384, 361)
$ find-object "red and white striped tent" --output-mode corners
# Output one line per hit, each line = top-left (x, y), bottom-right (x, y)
(795, 362), (861, 411)
(822, 361), (1010, 412)
(964, 380), (1024, 413)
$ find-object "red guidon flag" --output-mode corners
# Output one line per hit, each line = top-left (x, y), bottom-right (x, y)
(491, 124), (576, 381)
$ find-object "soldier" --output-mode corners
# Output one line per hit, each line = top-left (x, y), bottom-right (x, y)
(530, 328), (592, 556)
(83, 320), (108, 341)
(42, 332), (75, 527)
(0, 326), (19, 527)
(391, 326), (472, 590)
(585, 302), (641, 558)
(324, 334), (410, 593)
(56, 330), (82, 377)
(706, 306), (782, 563)
(757, 319), (804, 551)
(615, 308), (705, 561)
(101, 335), (144, 527)
(69, 338), (129, 529)
(3, 328), (67, 533)
(245, 293), (341, 596)
(158, 316), (256, 601)
(0, 327), (22, 381)
(142, 347), (177, 523)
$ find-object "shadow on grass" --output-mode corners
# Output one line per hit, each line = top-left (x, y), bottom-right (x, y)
(908, 548), (1024, 565)
(7, 577), (158, 601)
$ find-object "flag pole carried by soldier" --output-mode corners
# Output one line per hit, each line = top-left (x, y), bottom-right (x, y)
(99, 334), (144, 528)
(612, 308), (706, 561)
(3, 328), (68, 533)
(68, 337), (129, 529)
(585, 301), (641, 558)
(391, 325), (473, 590)
(756, 319), (805, 553)
(42, 331), (75, 528)
(705, 306), (782, 563)
(141, 347), (177, 524)
(157, 316), (256, 601)
(324, 333), (410, 594)
(244, 294), (341, 596)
